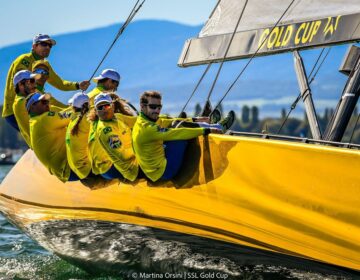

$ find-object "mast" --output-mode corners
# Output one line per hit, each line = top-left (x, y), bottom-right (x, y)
(293, 51), (322, 139)
(324, 46), (360, 142)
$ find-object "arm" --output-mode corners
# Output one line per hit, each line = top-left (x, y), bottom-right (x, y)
(143, 124), (205, 142)
(115, 113), (137, 128)
(46, 111), (71, 129)
(47, 64), (78, 91)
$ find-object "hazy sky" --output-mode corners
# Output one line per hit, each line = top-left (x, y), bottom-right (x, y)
(0, 0), (216, 47)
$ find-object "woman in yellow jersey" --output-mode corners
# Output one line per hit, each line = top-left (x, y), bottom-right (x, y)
(27, 92), (79, 182)
(93, 93), (139, 181)
(87, 92), (138, 178)
(65, 92), (92, 179)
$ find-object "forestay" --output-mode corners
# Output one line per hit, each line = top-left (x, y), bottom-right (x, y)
(178, 0), (360, 66)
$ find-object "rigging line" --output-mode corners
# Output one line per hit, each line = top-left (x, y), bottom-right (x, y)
(349, 112), (360, 144)
(88, 0), (145, 81)
(179, 63), (212, 114)
(202, 0), (249, 111)
(277, 48), (331, 134)
(212, 0), (296, 113)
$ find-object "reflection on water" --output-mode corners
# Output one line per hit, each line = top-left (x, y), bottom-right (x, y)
(0, 166), (359, 279)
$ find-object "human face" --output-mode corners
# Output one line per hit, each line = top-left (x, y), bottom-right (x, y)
(30, 99), (50, 115)
(33, 66), (49, 86)
(19, 79), (36, 96)
(32, 41), (53, 58)
(103, 79), (119, 91)
(96, 102), (114, 121)
(142, 97), (162, 121)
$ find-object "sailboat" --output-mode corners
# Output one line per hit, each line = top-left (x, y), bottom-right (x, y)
(1, 0), (360, 276)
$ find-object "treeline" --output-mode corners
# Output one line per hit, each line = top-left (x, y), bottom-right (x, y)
(1, 104), (360, 150)
(194, 103), (360, 144)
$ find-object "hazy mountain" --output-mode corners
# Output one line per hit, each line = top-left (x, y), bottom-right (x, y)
(0, 20), (350, 117)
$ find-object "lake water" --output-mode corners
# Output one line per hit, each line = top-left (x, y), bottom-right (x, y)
(0, 165), (358, 280)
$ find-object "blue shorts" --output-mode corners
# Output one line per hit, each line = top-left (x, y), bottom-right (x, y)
(68, 170), (80, 181)
(161, 140), (188, 180)
(5, 115), (19, 132)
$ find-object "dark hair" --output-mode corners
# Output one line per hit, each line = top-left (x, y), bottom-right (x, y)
(15, 84), (20, 94)
(140, 90), (162, 105)
(97, 78), (109, 85)
(108, 93), (133, 116)
(87, 108), (98, 122)
(71, 103), (89, 136)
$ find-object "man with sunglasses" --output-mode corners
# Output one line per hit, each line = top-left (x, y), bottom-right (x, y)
(32, 60), (68, 109)
(132, 91), (228, 182)
(27, 92), (78, 182)
(93, 93), (139, 181)
(12, 70), (38, 146)
(88, 69), (120, 105)
(3, 34), (90, 130)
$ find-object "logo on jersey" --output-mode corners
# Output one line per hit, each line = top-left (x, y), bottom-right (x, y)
(109, 135), (121, 149)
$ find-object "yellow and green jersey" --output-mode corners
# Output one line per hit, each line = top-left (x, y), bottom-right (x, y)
(3, 52), (77, 117)
(36, 85), (67, 109)
(12, 95), (31, 147)
(88, 86), (105, 106)
(132, 113), (205, 182)
(96, 116), (138, 181)
(88, 120), (113, 175)
(13, 95), (66, 148)
(65, 112), (91, 179)
(29, 110), (71, 182)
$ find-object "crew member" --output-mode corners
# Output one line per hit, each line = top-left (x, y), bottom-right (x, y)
(93, 93), (139, 181)
(88, 69), (120, 105)
(65, 92), (92, 179)
(132, 91), (234, 182)
(12, 70), (37, 146)
(3, 34), (90, 130)
(32, 60), (67, 108)
(27, 92), (77, 182)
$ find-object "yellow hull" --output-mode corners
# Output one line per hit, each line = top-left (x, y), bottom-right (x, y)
(0, 134), (359, 271)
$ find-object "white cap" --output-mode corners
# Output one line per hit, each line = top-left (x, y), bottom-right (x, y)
(33, 34), (56, 46)
(93, 69), (120, 82)
(13, 70), (38, 86)
(94, 93), (112, 107)
(71, 92), (89, 109)
(26, 93), (51, 112)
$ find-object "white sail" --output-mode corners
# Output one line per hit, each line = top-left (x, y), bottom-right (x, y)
(179, 0), (360, 66)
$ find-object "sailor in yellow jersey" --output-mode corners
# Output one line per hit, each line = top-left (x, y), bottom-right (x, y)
(132, 91), (235, 182)
(93, 94), (139, 181)
(27, 92), (78, 182)
(88, 69), (120, 105)
(3, 34), (90, 130)
(12, 70), (38, 146)
(65, 92), (92, 179)
(32, 60), (68, 109)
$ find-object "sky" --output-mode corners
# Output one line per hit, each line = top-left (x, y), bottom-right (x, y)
(0, 0), (216, 47)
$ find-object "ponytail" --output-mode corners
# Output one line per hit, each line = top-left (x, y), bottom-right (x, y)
(71, 103), (89, 136)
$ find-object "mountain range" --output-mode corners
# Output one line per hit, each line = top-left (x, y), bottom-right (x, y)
(0, 20), (351, 117)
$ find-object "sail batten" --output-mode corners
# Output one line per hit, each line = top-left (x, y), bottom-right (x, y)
(179, 0), (360, 67)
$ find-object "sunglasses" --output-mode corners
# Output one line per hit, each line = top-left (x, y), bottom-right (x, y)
(96, 103), (112, 111)
(34, 100), (49, 106)
(111, 80), (119, 85)
(34, 68), (49, 75)
(146, 104), (162, 110)
(20, 79), (36, 84)
(38, 42), (52, 48)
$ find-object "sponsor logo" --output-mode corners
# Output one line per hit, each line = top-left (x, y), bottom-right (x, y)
(258, 15), (342, 50)
(108, 135), (121, 149)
